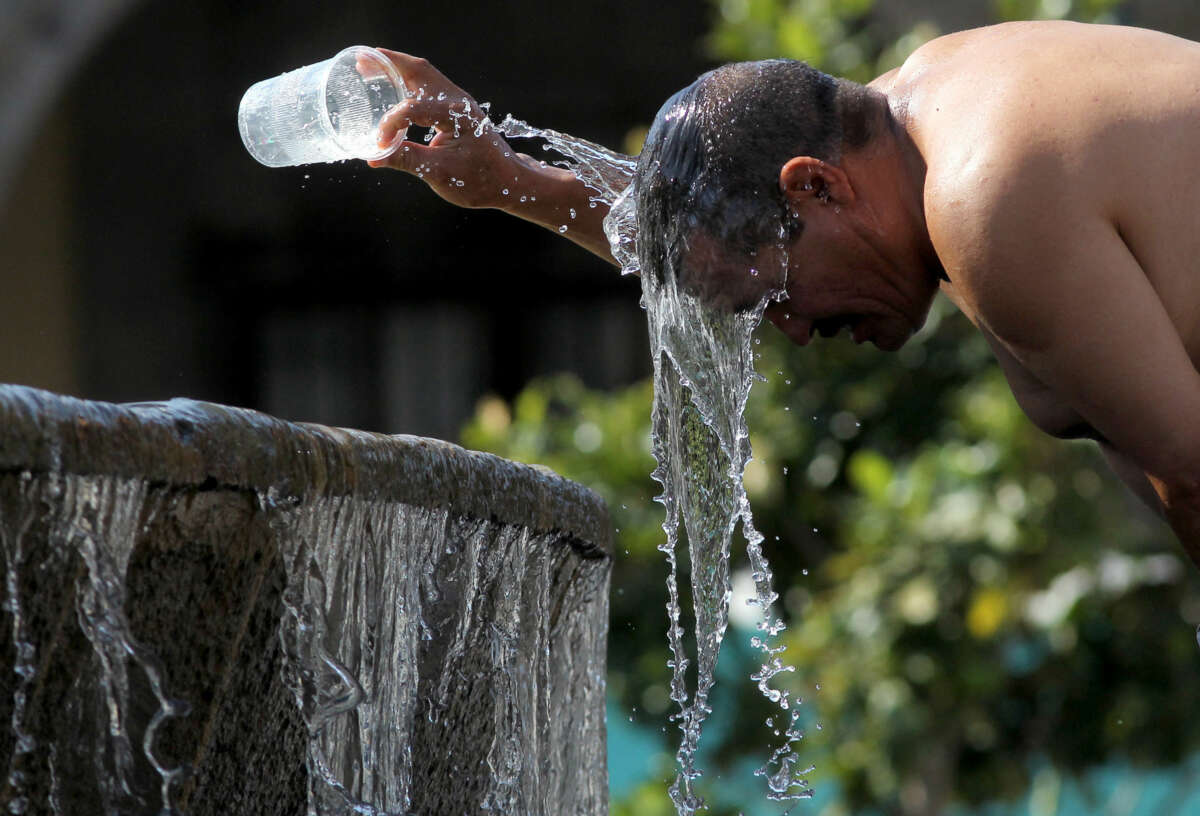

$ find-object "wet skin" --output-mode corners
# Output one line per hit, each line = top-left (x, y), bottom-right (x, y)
(367, 24), (1200, 562)
(886, 22), (1200, 560)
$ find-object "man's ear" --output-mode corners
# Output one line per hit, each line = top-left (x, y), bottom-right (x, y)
(780, 156), (855, 208)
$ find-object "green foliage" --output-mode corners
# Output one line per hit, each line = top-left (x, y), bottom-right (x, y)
(462, 1), (1200, 813)
(991, 0), (1122, 24)
(706, 0), (940, 82)
(466, 304), (1199, 814)
(705, 0), (1125, 82)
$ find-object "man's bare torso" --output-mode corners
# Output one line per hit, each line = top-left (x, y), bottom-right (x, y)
(875, 21), (1200, 443)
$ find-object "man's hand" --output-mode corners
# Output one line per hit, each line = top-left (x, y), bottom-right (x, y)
(365, 49), (618, 263)
(366, 49), (518, 210)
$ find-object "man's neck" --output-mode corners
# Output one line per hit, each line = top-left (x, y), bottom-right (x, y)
(843, 107), (941, 283)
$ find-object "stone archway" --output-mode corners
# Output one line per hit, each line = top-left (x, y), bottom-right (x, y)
(0, 0), (142, 203)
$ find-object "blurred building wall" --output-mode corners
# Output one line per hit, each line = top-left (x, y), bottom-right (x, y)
(0, 109), (78, 396)
(4, 0), (1200, 442)
(0, 0), (706, 440)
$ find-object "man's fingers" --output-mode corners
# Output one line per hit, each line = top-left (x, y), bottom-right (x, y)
(354, 53), (389, 83)
(377, 104), (413, 145)
(374, 48), (460, 98)
(377, 94), (487, 145)
(367, 140), (436, 174)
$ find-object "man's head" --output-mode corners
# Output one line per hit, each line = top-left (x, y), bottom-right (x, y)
(633, 59), (938, 350)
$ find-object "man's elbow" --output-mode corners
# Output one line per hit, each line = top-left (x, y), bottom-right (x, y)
(1149, 473), (1200, 568)
(1152, 470), (1200, 512)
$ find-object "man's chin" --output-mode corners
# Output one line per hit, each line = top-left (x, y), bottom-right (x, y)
(872, 334), (908, 352)
(859, 319), (912, 351)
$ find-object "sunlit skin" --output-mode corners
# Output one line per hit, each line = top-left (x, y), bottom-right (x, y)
(728, 145), (942, 353)
(367, 24), (1200, 563)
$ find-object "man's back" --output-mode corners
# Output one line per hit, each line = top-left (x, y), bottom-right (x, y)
(878, 22), (1200, 553)
(890, 21), (1200, 357)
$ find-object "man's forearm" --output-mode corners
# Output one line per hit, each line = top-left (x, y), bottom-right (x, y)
(1164, 506), (1200, 570)
(366, 51), (630, 266)
(495, 154), (619, 265)
(1099, 442), (1164, 517)
(1147, 474), (1200, 570)
(1100, 445), (1200, 569)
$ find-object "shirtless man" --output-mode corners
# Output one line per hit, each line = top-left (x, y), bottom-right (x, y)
(367, 21), (1200, 564)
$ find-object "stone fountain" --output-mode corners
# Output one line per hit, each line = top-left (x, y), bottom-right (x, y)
(0, 384), (611, 815)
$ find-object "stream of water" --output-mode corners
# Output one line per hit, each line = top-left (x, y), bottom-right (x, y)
(494, 115), (815, 810)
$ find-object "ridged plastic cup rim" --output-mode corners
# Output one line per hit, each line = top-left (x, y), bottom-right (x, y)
(320, 45), (407, 162)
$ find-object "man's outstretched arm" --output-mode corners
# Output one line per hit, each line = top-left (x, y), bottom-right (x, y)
(366, 50), (624, 265)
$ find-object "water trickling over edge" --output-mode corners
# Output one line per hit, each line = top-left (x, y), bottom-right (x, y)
(263, 490), (609, 816)
(0, 392), (610, 816)
(0, 472), (188, 815)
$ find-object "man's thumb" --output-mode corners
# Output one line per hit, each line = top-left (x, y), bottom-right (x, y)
(368, 141), (435, 173)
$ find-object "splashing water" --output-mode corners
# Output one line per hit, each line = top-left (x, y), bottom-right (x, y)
(0, 449), (608, 815)
(495, 114), (636, 209)
(495, 114), (814, 809)
(613, 186), (813, 810)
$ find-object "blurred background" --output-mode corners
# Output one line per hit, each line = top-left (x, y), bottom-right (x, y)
(4, 0), (1200, 814)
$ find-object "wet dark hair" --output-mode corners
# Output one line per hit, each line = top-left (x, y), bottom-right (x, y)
(634, 59), (883, 286)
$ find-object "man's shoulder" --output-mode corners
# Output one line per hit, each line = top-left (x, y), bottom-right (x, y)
(924, 140), (1095, 350)
(923, 136), (1055, 270)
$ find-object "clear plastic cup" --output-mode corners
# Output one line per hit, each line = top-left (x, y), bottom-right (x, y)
(238, 46), (407, 167)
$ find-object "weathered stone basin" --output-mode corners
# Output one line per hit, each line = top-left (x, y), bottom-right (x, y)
(0, 384), (611, 815)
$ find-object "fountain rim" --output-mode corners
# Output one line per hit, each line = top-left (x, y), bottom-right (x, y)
(0, 384), (610, 558)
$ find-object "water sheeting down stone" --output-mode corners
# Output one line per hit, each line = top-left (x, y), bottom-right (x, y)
(0, 384), (610, 815)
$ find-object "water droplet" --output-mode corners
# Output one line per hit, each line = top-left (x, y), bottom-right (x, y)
(558, 225), (568, 233)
